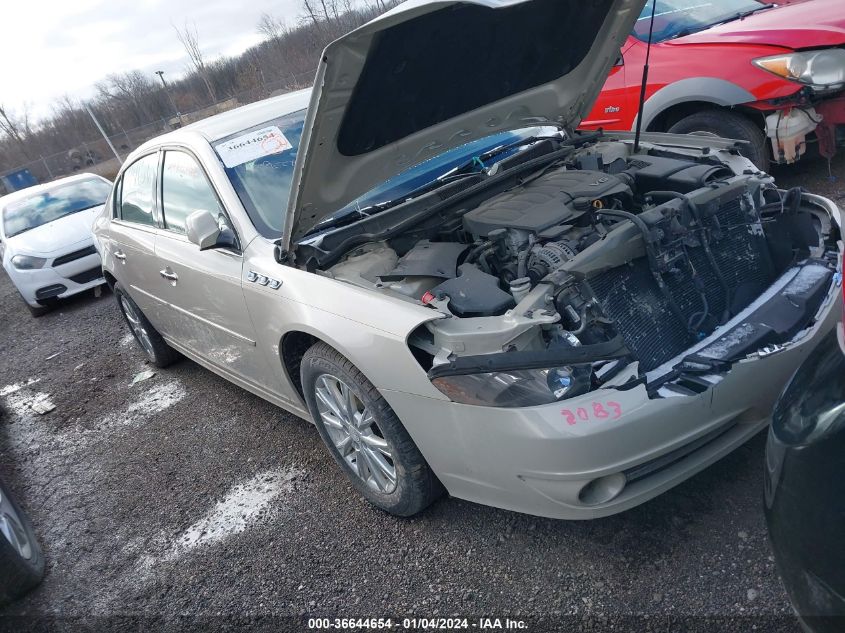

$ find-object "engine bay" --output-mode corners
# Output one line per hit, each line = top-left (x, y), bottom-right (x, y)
(303, 134), (840, 401)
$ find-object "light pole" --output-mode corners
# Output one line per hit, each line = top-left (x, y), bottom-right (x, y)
(155, 70), (181, 124)
(84, 104), (121, 162)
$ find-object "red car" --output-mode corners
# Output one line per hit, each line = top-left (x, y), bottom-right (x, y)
(582, 0), (845, 171)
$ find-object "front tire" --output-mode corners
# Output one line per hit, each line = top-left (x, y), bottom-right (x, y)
(668, 109), (770, 172)
(0, 478), (44, 605)
(301, 342), (444, 517)
(114, 282), (180, 368)
(26, 303), (51, 318)
(17, 291), (52, 318)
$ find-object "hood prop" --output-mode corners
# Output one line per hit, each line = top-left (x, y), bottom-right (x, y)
(633, 0), (657, 153)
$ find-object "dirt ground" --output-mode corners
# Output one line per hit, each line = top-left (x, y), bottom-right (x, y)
(0, 154), (842, 632)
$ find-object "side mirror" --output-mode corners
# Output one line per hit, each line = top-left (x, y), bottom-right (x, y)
(186, 209), (222, 250)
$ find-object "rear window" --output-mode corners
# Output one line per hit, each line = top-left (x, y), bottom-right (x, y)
(2, 177), (111, 238)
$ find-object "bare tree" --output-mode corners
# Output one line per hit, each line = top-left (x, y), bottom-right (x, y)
(0, 0), (407, 176)
(174, 21), (217, 103)
(258, 11), (289, 64)
(95, 70), (160, 127)
(258, 12), (286, 41)
(301, 0), (323, 29)
(0, 104), (31, 160)
(324, 0), (341, 25)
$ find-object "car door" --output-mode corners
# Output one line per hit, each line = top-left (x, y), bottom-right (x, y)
(109, 152), (168, 324)
(153, 148), (282, 392)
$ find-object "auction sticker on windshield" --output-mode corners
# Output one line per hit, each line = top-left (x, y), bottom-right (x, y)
(216, 126), (293, 168)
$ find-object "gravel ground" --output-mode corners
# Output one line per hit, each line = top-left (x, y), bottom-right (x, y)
(0, 154), (841, 632)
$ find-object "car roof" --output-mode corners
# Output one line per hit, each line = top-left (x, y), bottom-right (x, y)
(130, 88), (313, 158)
(0, 173), (108, 211)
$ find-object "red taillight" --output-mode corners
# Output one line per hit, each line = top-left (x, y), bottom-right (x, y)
(421, 291), (436, 305)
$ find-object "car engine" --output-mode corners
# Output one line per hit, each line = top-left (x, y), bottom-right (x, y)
(308, 135), (838, 398)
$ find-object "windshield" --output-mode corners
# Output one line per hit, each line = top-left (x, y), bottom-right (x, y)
(2, 177), (111, 238)
(310, 125), (561, 236)
(214, 110), (306, 239)
(216, 111), (559, 240)
(632, 0), (768, 43)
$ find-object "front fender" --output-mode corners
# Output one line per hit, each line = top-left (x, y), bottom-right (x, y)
(242, 241), (447, 403)
(91, 208), (112, 270)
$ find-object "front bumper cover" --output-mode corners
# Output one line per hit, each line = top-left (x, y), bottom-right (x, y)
(8, 248), (104, 306)
(382, 265), (841, 520)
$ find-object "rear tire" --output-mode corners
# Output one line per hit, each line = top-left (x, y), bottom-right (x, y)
(114, 282), (180, 368)
(668, 109), (770, 172)
(301, 342), (444, 517)
(0, 478), (44, 605)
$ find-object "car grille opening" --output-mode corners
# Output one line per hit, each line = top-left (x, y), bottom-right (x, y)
(52, 245), (97, 267)
(67, 267), (103, 285)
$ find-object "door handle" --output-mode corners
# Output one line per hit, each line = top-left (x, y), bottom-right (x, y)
(159, 268), (178, 283)
(114, 250), (126, 261)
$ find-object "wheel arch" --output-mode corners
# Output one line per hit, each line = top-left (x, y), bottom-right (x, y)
(102, 269), (117, 290)
(634, 77), (757, 132)
(277, 314), (445, 410)
(280, 330), (320, 404)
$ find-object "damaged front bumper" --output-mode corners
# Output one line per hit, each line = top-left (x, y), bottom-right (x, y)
(382, 251), (842, 520)
(765, 95), (845, 163)
(815, 95), (845, 161)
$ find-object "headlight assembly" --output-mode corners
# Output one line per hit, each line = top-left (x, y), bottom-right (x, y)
(430, 365), (592, 408)
(754, 49), (845, 92)
(11, 255), (47, 270)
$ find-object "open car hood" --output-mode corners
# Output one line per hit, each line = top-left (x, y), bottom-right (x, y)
(283, 0), (645, 248)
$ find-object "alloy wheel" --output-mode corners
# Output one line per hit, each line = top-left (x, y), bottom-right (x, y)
(119, 295), (155, 360)
(0, 489), (33, 561)
(314, 374), (397, 494)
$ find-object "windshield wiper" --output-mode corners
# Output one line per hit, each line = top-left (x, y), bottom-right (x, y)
(669, 26), (707, 40)
(70, 203), (105, 213)
(304, 136), (563, 238)
(304, 172), (484, 237)
(306, 206), (378, 236)
(669, 4), (775, 40)
(714, 3), (775, 27)
(440, 135), (561, 181)
(379, 135), (560, 208)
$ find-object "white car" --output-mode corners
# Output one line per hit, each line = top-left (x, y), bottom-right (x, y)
(0, 173), (111, 316)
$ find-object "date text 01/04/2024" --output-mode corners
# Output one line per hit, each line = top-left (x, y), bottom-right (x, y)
(307, 617), (529, 630)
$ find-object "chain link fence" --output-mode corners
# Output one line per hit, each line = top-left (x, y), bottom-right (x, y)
(0, 68), (317, 189)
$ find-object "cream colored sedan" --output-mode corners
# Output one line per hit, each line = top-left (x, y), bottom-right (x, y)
(94, 0), (842, 519)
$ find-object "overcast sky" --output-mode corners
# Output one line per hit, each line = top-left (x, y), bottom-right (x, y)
(0, 0), (310, 119)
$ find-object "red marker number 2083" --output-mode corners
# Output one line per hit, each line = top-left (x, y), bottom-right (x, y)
(561, 402), (623, 426)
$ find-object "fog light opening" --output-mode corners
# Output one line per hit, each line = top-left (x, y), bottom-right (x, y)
(578, 473), (627, 506)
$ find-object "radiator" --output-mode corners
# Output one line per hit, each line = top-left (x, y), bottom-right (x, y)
(588, 197), (775, 372)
